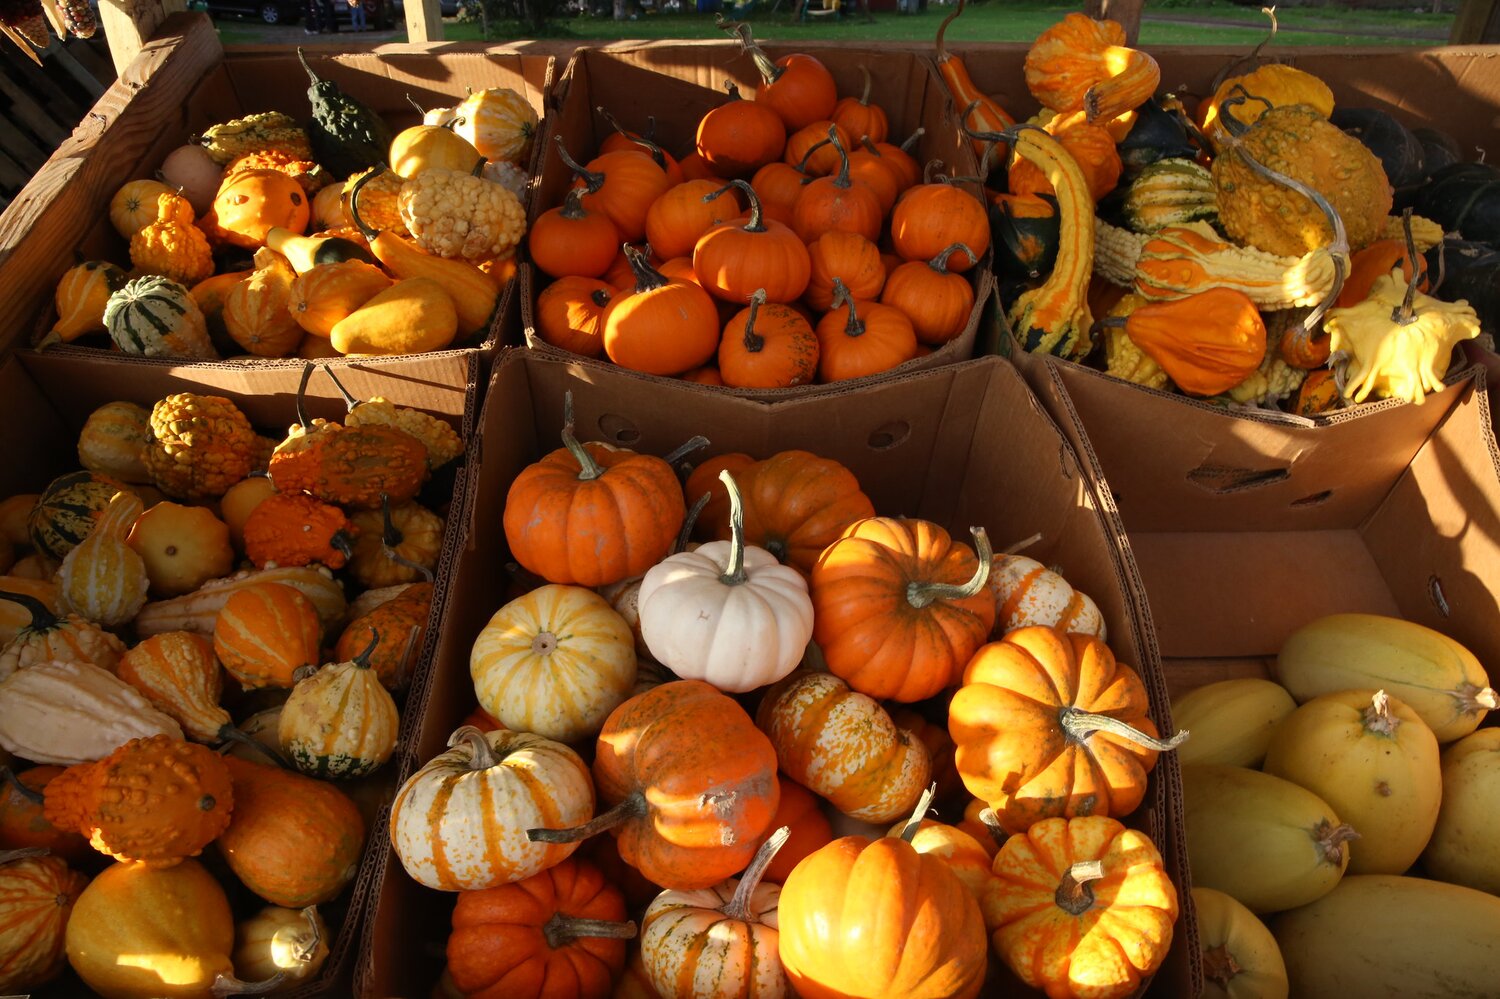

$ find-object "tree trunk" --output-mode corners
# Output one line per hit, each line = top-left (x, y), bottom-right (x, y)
(612, 0), (626, 19)
(1086, 0), (1143, 44)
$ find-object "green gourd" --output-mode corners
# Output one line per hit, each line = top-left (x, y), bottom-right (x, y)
(298, 48), (393, 179)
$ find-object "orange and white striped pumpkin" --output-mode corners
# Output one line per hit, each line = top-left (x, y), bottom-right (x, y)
(641, 828), (790, 999)
(470, 584), (637, 744)
(117, 632), (229, 743)
(138, 565), (346, 637)
(213, 582), (323, 689)
(755, 671), (931, 823)
(0, 580), (60, 648)
(56, 490), (149, 628)
(389, 726), (594, 891)
(278, 637), (398, 780)
(0, 849), (87, 992)
(989, 555), (1107, 641)
(0, 589), (126, 680)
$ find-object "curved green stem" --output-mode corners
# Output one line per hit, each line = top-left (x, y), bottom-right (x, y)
(703, 179), (764, 233)
(561, 390), (605, 482)
(907, 527), (992, 609)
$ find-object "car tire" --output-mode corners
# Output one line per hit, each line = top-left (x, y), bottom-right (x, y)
(260, 2), (280, 20)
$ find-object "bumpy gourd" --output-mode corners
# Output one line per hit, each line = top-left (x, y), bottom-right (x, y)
(198, 111), (311, 165)
(299, 49), (392, 178)
(143, 393), (258, 501)
(1131, 221), (1338, 310)
(116, 632), (232, 743)
(56, 491), (149, 628)
(335, 581), (432, 690)
(1200, 64), (1335, 150)
(1100, 293), (1169, 389)
(398, 168), (526, 262)
(0, 587), (126, 680)
(225, 149), (333, 195)
(129, 193), (214, 286)
(1024, 14), (1160, 123)
(243, 493), (356, 570)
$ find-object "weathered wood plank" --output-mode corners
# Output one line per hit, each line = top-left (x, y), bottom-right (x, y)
(0, 12), (223, 354)
(0, 65), (72, 146)
(1087, 0), (1143, 44)
(403, 0), (443, 43)
(1451, 0), (1500, 41)
(98, 0), (188, 75)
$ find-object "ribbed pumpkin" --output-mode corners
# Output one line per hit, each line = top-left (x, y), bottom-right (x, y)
(0, 768), (92, 863)
(116, 632), (232, 745)
(103, 275), (217, 359)
(0, 661), (183, 767)
(696, 82), (788, 179)
(218, 756), (365, 907)
(565, 145), (671, 244)
(805, 231), (885, 312)
(233, 905), (330, 988)
(48, 261), (128, 345)
(390, 726), (595, 891)
(137, 565), (346, 638)
(880, 243), (977, 345)
(0, 589), (126, 680)
(646, 179), (745, 262)
(0, 848), (87, 993)
(1123, 158), (1218, 233)
(212, 582), (323, 690)
(989, 554), (1107, 639)
(56, 490), (149, 629)
(889, 183), (988, 271)
(471, 585), (637, 745)
(29, 470), (128, 561)
(535, 277), (612, 358)
(756, 670), (931, 823)
(219, 248), (303, 357)
(756, 778), (832, 884)
(110, 179), (173, 239)
(335, 581), (433, 690)
(602, 247), (721, 376)
(77, 402), (151, 485)
(725, 450), (875, 575)
(816, 283), (921, 383)
(278, 634), (399, 779)
(452, 87), (539, 164)
(347, 501), (443, 589)
(692, 181), (812, 305)
(43, 735), (233, 866)
(289, 260), (394, 337)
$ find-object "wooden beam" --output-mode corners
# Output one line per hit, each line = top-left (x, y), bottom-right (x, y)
(1451, 0), (1500, 41)
(97, 0), (187, 76)
(404, 0), (443, 43)
(1087, 0), (1143, 44)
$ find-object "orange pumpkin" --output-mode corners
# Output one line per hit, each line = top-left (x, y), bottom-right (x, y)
(984, 816), (1179, 999)
(718, 289), (820, 389)
(816, 281), (920, 383)
(447, 858), (633, 999)
(288, 260), (393, 337)
(213, 169), (311, 249)
(811, 518), (996, 703)
(685, 452), (755, 541)
(881, 243), (978, 345)
(725, 450), (875, 574)
(730, 24), (837, 131)
(695, 82), (787, 179)
(564, 143), (672, 244)
(527, 680), (780, 890)
(212, 582), (323, 689)
(693, 180), (811, 305)
(603, 246), (721, 376)
(756, 777), (832, 883)
(887, 817), (998, 907)
(805, 231), (886, 313)
(949, 627), (1185, 835)
(792, 129), (883, 245)
(831, 65), (890, 145)
(530, 186), (622, 281)
(644, 179), (743, 262)
(0, 768), (92, 864)
(890, 182), (989, 270)
(785, 120), (853, 178)
(749, 161), (809, 228)
(535, 276), (612, 358)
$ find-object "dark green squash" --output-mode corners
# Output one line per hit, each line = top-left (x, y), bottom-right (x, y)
(298, 48), (393, 179)
(990, 192), (1060, 281)
(1416, 162), (1500, 245)
(1117, 99), (1199, 172)
(1331, 107), (1425, 189)
(1414, 127), (1463, 176)
(28, 470), (129, 560)
(1428, 240), (1500, 333)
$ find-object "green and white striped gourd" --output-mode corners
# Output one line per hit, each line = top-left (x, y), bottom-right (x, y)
(103, 275), (218, 359)
(278, 634), (398, 779)
(1122, 158), (1218, 234)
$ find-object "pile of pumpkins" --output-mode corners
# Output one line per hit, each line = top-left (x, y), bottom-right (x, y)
(388, 399), (1185, 999)
(528, 24), (991, 388)
(45, 54), (539, 361)
(0, 369), (462, 997)
(933, 5), (1486, 412)
(1172, 612), (1500, 997)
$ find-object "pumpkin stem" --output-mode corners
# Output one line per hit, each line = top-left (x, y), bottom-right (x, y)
(1202, 943), (1244, 991)
(795, 137), (832, 180)
(348, 168), (383, 240)
(856, 64), (873, 106)
(662, 435), (712, 469)
(293, 906), (324, 964)
(906, 527), (992, 609)
(1456, 682), (1498, 713)
(1362, 690), (1401, 737)
(899, 127), (926, 154)
(0, 768), (43, 807)
(596, 106), (672, 174)
(216, 727), (291, 769)
(676, 492), (711, 554)
(295, 47), (322, 86)
(1054, 860), (1106, 916)
(559, 185), (590, 222)
(704, 180), (764, 233)
(722, 826), (789, 923)
(527, 791), (647, 844)
(560, 391), (606, 483)
(1394, 208), (1422, 324)
(554, 136), (605, 195)
(933, 0), (965, 61)
(830, 279), (866, 339)
(977, 806), (1007, 848)
(922, 159), (945, 185)
(541, 912), (638, 950)
(212, 972), (288, 997)
(294, 362), (316, 429)
(740, 289), (769, 354)
(0, 847), (50, 865)
(1002, 532), (1043, 557)
(721, 18), (783, 85)
(718, 470), (750, 587)
(405, 94), (426, 116)
(319, 363), (362, 412)
(0, 589), (59, 632)
(1217, 87), (1276, 139)
(828, 127), (853, 190)
(331, 530), (355, 563)
(930, 243), (977, 274)
(898, 784), (939, 842)
(1314, 819), (1361, 865)
(351, 628), (381, 670)
(449, 725), (499, 771)
(723, 79), (743, 101)
(1058, 706), (1190, 751)
(622, 244), (671, 295)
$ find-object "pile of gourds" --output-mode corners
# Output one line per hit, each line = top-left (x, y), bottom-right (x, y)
(1169, 613), (1500, 998)
(390, 396), (1185, 999)
(44, 52), (539, 361)
(0, 367), (463, 997)
(939, 6), (1485, 412)
(528, 24), (991, 388)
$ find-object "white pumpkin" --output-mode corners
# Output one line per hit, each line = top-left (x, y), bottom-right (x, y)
(470, 584), (637, 744)
(638, 471), (813, 694)
(989, 554), (1106, 640)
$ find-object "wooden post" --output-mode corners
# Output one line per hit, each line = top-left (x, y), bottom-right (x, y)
(98, 0), (187, 76)
(404, 0), (443, 42)
(1451, 0), (1500, 41)
(1087, 0), (1143, 44)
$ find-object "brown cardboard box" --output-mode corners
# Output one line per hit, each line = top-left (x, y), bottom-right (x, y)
(0, 13), (553, 387)
(0, 349), (478, 998)
(354, 350), (1196, 999)
(518, 42), (995, 395)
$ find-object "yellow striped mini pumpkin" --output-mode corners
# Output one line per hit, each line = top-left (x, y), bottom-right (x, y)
(0, 589), (126, 680)
(277, 634), (398, 780)
(116, 632), (230, 744)
(212, 582), (323, 689)
(77, 402), (152, 485)
(56, 491), (150, 629)
(389, 725), (594, 891)
(470, 584), (637, 744)
(989, 554), (1107, 641)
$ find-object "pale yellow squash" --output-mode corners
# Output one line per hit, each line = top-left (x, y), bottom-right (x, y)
(1423, 728), (1500, 894)
(329, 277), (458, 355)
(1193, 887), (1288, 999)
(1172, 678), (1297, 768)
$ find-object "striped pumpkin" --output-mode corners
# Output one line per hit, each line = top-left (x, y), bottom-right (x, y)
(0, 589), (126, 680)
(334, 581), (432, 690)
(390, 726), (595, 891)
(48, 260), (128, 344)
(103, 275), (218, 359)
(138, 565), (346, 637)
(213, 582), (323, 690)
(0, 849), (87, 993)
(989, 555), (1107, 641)
(470, 585), (637, 744)
(640, 828), (788, 999)
(28, 471), (127, 561)
(0, 579), (59, 648)
(77, 402), (152, 485)
(117, 632), (230, 743)
(277, 636), (398, 779)
(1121, 158), (1218, 234)
(56, 491), (150, 628)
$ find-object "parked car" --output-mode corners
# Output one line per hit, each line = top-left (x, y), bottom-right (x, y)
(202, 0), (392, 26)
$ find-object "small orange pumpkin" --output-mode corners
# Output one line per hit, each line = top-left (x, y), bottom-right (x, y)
(717, 289), (820, 389)
(831, 65), (890, 145)
(881, 243), (978, 345)
(213, 168), (311, 249)
(805, 231), (886, 313)
(535, 277), (612, 358)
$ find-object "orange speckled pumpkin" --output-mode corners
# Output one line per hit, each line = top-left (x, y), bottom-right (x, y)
(213, 582), (323, 690)
(213, 169), (311, 249)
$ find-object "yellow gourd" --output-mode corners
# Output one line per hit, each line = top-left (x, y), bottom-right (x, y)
(330, 278), (458, 355)
(389, 125), (483, 179)
(56, 491), (149, 629)
(265, 227), (376, 274)
(289, 261), (393, 337)
(46, 261), (128, 346)
(1172, 678), (1297, 768)
(222, 249), (303, 358)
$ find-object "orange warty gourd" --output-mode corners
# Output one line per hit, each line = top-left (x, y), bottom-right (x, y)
(602, 246), (721, 376)
(0, 847), (86, 993)
(530, 186), (621, 281)
(949, 627), (1186, 835)
(792, 129), (883, 244)
(816, 280), (920, 383)
(243, 492), (355, 570)
(694, 180), (811, 304)
(527, 680), (780, 890)
(1024, 13), (1162, 124)
(805, 231), (886, 312)
(645, 179), (743, 262)
(536, 276), (612, 358)
(890, 182), (989, 271)
(695, 82), (788, 179)
(1118, 288), (1267, 396)
(718, 289), (820, 389)
(213, 581), (323, 689)
(0, 768), (91, 863)
(832, 65), (890, 145)
(984, 816), (1180, 999)
(881, 243), (978, 345)
(756, 778), (832, 883)
(446, 858), (635, 999)
(562, 141), (672, 244)
(785, 120), (853, 178)
(728, 23), (837, 131)
(811, 518), (995, 703)
(685, 452), (756, 541)
(503, 393), (687, 588)
(722, 449), (875, 574)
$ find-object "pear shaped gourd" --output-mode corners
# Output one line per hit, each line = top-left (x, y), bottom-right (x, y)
(329, 277), (458, 355)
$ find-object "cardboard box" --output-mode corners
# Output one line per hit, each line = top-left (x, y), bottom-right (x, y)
(0, 12), (554, 397)
(518, 42), (995, 395)
(354, 350), (1196, 999)
(0, 349), (478, 998)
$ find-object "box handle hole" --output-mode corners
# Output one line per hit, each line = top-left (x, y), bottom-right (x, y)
(1429, 575), (1451, 618)
(867, 421), (911, 451)
(1291, 490), (1334, 508)
(597, 413), (640, 445)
